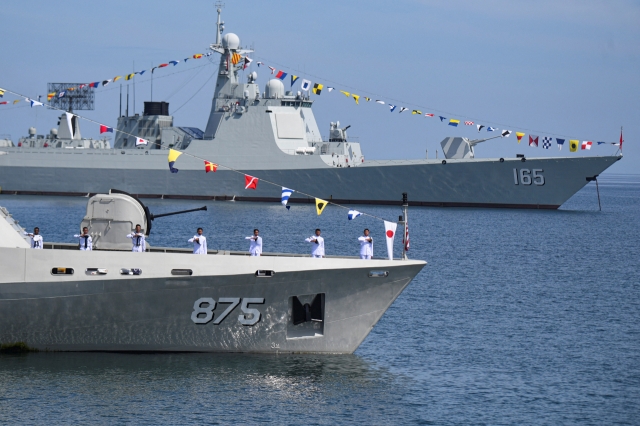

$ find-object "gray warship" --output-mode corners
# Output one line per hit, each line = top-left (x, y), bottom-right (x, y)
(0, 8), (621, 209)
(0, 191), (425, 353)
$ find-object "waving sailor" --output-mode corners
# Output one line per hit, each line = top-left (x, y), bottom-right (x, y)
(188, 227), (208, 254)
(358, 228), (373, 259)
(126, 224), (146, 252)
(305, 229), (325, 258)
(245, 229), (262, 256)
(25, 227), (43, 249)
(74, 227), (93, 251)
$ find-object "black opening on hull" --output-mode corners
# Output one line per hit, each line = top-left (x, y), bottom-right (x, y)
(292, 294), (323, 325)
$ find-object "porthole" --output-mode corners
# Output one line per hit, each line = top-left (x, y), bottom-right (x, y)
(256, 270), (276, 277)
(368, 270), (389, 278)
(442, 160), (447, 165)
(51, 267), (74, 275)
(171, 269), (193, 276)
(120, 268), (142, 275)
(85, 268), (108, 276)
(499, 158), (504, 163)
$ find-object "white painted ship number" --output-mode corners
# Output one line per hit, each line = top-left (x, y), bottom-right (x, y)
(191, 297), (265, 326)
(513, 168), (545, 186)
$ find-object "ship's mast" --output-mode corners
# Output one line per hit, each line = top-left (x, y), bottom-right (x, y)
(215, 2), (224, 46)
(208, 3), (253, 99)
(203, 3), (256, 138)
(215, 1), (224, 46)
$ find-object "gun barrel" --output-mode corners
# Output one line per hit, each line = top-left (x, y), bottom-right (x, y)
(150, 206), (207, 220)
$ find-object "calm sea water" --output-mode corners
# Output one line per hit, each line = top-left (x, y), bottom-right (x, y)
(1, 174), (639, 424)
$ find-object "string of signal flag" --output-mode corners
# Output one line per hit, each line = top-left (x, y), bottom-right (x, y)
(0, 47), (624, 152)
(252, 61), (624, 153)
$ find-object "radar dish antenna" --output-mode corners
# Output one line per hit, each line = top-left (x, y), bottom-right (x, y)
(47, 83), (95, 112)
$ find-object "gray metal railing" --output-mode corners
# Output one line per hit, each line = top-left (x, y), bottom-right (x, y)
(43, 242), (362, 259)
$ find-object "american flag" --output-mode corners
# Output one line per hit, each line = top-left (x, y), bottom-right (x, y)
(464, 121), (474, 125)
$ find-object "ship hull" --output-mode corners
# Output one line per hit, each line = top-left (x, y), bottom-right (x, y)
(0, 149), (621, 209)
(0, 247), (425, 353)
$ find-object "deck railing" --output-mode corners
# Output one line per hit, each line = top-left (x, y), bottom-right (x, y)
(42, 242), (362, 259)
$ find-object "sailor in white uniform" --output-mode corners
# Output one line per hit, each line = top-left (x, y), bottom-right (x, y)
(25, 227), (43, 249)
(305, 229), (325, 258)
(358, 228), (373, 259)
(188, 227), (208, 254)
(74, 227), (93, 251)
(245, 229), (262, 256)
(126, 224), (146, 252)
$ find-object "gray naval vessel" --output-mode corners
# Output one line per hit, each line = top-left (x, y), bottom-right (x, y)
(0, 8), (621, 209)
(0, 191), (425, 353)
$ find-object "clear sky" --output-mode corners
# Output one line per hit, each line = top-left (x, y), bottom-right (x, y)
(1, 0), (638, 173)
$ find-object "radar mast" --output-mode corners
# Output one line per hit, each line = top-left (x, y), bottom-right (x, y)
(214, 2), (225, 47)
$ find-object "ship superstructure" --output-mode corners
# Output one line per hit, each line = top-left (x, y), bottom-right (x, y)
(13, 113), (110, 150)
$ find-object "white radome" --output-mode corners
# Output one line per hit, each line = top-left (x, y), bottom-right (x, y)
(265, 79), (285, 99)
(222, 33), (240, 50)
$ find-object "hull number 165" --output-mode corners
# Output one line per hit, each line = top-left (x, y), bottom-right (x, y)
(513, 168), (545, 186)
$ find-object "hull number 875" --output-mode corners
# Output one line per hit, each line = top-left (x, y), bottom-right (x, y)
(513, 168), (545, 186)
(191, 297), (265, 326)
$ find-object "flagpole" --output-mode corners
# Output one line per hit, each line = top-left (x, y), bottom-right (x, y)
(596, 178), (602, 212)
(133, 61), (136, 115)
(614, 126), (623, 156)
(402, 192), (408, 260)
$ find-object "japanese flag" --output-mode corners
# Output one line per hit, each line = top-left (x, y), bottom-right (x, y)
(136, 137), (148, 146)
(384, 220), (397, 260)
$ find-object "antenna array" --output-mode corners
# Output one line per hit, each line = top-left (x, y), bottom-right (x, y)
(47, 83), (95, 111)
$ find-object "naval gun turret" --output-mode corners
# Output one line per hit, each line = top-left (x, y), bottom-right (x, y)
(440, 135), (501, 159)
(80, 189), (207, 250)
(329, 122), (350, 142)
